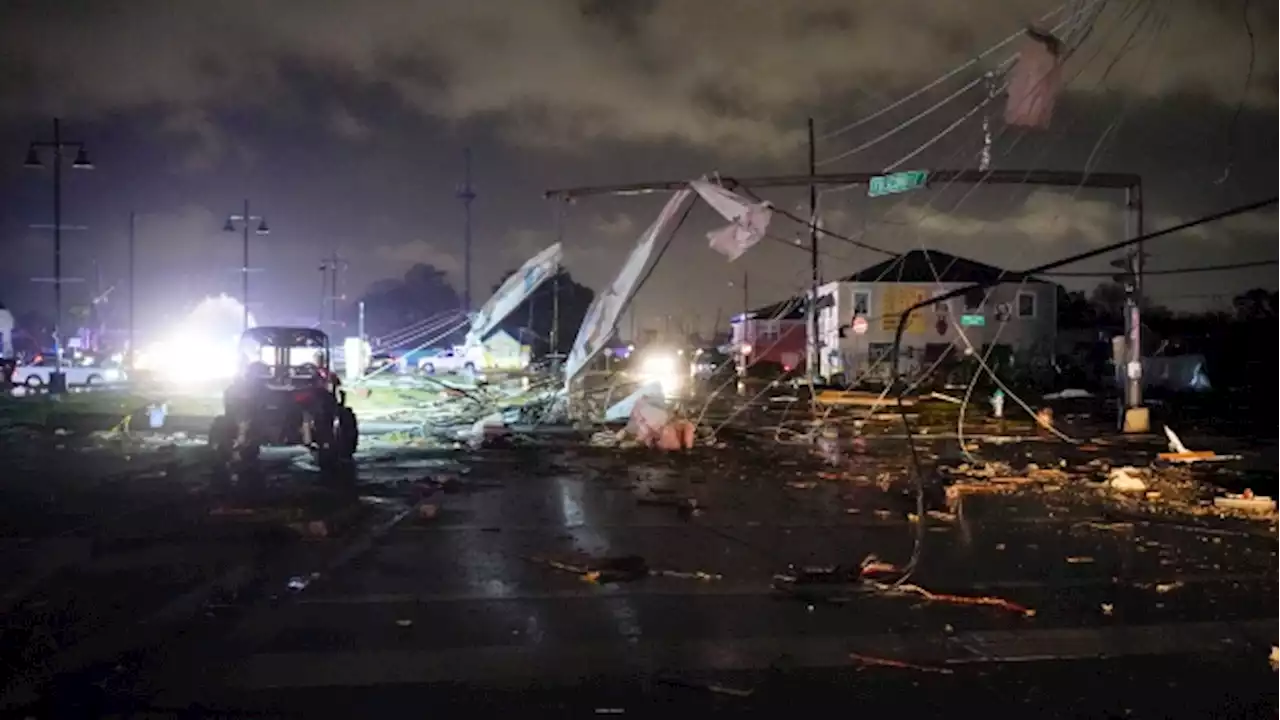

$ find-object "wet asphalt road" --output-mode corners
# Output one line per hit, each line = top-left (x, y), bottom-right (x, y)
(0, 412), (1276, 717)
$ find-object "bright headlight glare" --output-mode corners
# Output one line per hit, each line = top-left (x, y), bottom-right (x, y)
(640, 355), (676, 376)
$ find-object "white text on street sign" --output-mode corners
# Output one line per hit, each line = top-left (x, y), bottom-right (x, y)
(868, 170), (929, 198)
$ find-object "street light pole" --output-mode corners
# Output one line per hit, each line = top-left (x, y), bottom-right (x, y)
(224, 200), (269, 332)
(242, 198), (250, 332)
(24, 117), (93, 394)
(129, 211), (136, 369)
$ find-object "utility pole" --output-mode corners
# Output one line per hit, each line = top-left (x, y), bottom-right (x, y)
(223, 200), (269, 332)
(24, 118), (94, 394)
(806, 117), (820, 385)
(128, 212), (136, 369)
(458, 147), (476, 311)
(1120, 184), (1148, 433)
(319, 252), (346, 334)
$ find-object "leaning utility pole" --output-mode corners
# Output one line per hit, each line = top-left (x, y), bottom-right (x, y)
(546, 168), (1148, 431)
(457, 147), (476, 311)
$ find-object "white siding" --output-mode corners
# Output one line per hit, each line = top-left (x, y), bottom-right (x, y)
(819, 281), (1057, 382)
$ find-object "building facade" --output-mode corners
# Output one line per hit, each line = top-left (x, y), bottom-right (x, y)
(815, 250), (1059, 383)
(729, 299), (807, 371)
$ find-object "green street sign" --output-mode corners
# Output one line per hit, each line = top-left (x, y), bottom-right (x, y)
(868, 170), (929, 198)
(960, 314), (986, 327)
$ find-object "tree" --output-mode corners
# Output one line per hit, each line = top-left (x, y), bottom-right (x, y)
(350, 264), (464, 345)
(1056, 288), (1098, 329)
(488, 269), (595, 356)
(1232, 288), (1277, 322)
(1088, 281), (1128, 323)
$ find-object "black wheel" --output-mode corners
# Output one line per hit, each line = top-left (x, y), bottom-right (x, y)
(463, 362), (476, 373)
(421, 362), (435, 375)
(25, 374), (44, 389)
(318, 406), (357, 471)
(336, 406), (358, 457)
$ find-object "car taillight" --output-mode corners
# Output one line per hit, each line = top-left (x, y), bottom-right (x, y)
(294, 391), (312, 403)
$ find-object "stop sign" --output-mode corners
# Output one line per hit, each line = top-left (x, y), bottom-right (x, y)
(851, 316), (869, 335)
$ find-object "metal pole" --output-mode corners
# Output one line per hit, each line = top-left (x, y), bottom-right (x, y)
(741, 271), (749, 378)
(551, 271), (560, 355)
(242, 198), (250, 332)
(128, 212), (136, 369)
(550, 199), (566, 360)
(357, 301), (365, 342)
(52, 118), (64, 390)
(806, 117), (819, 383)
(460, 148), (475, 310)
(330, 253), (339, 328)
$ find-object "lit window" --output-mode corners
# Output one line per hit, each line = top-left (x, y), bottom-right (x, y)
(1017, 291), (1036, 319)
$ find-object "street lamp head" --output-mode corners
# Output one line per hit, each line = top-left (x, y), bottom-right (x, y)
(223, 217), (237, 233)
(71, 148), (94, 170)
(23, 146), (43, 168)
(255, 218), (270, 235)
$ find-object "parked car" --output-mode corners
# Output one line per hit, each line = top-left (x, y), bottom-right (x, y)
(12, 355), (125, 389)
(417, 346), (484, 375)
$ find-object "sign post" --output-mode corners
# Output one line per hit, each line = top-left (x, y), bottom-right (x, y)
(868, 170), (929, 198)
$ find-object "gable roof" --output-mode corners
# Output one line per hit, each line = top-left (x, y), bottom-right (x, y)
(745, 297), (805, 321)
(842, 249), (1046, 284)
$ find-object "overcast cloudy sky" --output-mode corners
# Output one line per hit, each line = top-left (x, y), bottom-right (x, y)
(0, 0), (1275, 335)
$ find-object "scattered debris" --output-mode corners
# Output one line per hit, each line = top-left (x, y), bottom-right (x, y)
(287, 573), (320, 592)
(1213, 493), (1276, 514)
(1158, 426), (1241, 464)
(868, 581), (1034, 616)
(1107, 467), (1148, 492)
(1043, 388), (1093, 399)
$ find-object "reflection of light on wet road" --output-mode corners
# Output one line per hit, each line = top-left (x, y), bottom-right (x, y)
(555, 476), (641, 643)
(556, 475), (608, 554)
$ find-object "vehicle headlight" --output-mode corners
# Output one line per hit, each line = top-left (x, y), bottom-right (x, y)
(640, 355), (676, 377)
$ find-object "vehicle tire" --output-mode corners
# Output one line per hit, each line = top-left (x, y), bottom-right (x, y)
(85, 374), (103, 387)
(421, 362), (435, 375)
(24, 374), (44, 389)
(463, 362), (476, 373)
(335, 406), (358, 458)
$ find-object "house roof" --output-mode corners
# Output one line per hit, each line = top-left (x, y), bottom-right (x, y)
(841, 249), (1046, 284)
(735, 249), (1050, 324)
(744, 297), (806, 321)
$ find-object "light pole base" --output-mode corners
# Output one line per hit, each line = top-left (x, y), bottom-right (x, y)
(48, 371), (68, 395)
(1122, 406), (1150, 434)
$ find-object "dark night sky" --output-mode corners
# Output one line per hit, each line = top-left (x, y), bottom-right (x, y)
(0, 0), (1275, 338)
